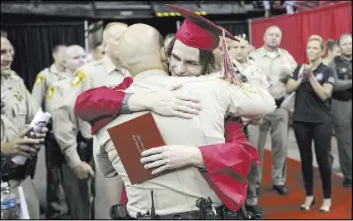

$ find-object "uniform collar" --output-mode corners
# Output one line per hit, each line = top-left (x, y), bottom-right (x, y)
(259, 46), (284, 58)
(49, 63), (59, 74)
(133, 69), (168, 82)
(312, 62), (324, 72)
(102, 56), (127, 75)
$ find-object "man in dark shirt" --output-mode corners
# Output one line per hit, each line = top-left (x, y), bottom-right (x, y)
(329, 33), (352, 188)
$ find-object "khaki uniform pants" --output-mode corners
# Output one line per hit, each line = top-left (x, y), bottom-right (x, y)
(93, 136), (124, 219)
(246, 108), (289, 204)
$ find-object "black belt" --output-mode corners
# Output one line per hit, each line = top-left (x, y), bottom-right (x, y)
(153, 206), (224, 220)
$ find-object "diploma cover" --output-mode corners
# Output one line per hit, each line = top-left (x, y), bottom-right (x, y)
(107, 113), (166, 184)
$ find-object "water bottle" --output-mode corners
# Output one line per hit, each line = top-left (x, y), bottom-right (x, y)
(1, 182), (19, 219)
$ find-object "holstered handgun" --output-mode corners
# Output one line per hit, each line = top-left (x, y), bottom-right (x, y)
(110, 204), (132, 220)
(196, 197), (221, 220)
(76, 132), (93, 163)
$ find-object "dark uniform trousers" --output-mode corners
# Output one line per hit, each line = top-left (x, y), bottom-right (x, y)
(44, 130), (69, 219)
(332, 56), (352, 182)
(45, 127), (93, 219)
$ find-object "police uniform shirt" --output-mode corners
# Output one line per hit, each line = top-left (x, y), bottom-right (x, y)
(1, 74), (40, 140)
(69, 55), (130, 139)
(330, 55), (352, 100)
(292, 62), (335, 123)
(53, 56), (129, 169)
(94, 69), (276, 217)
(250, 47), (297, 99)
(44, 72), (73, 115)
(32, 64), (61, 109)
(235, 58), (269, 88)
(1, 74), (40, 181)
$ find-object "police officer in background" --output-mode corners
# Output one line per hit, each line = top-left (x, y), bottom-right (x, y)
(31, 44), (69, 218)
(47, 45), (91, 219)
(226, 35), (268, 216)
(31, 44), (67, 109)
(53, 22), (129, 219)
(228, 35), (268, 87)
(1, 30), (48, 219)
(248, 25), (297, 212)
(93, 43), (104, 61)
(329, 33), (352, 188)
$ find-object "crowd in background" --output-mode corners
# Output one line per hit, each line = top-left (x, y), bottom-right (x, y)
(1, 7), (352, 220)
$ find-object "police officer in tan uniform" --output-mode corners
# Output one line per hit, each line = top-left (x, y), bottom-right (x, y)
(1, 31), (47, 219)
(93, 43), (105, 61)
(45, 45), (89, 219)
(53, 23), (129, 219)
(94, 23), (276, 219)
(228, 36), (268, 87)
(30, 44), (68, 219)
(226, 36), (269, 215)
(31, 45), (67, 109)
(248, 26), (297, 201)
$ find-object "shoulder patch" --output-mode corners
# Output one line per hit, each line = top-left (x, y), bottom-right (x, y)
(328, 76), (335, 84)
(46, 85), (55, 100)
(35, 74), (45, 86)
(71, 71), (86, 87)
(14, 91), (23, 102)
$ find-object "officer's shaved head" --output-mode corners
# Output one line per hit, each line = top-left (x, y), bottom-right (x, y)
(103, 22), (128, 61)
(264, 26), (282, 36)
(117, 23), (165, 76)
(263, 25), (282, 49)
(338, 33), (352, 57)
(102, 22), (128, 42)
(64, 45), (87, 73)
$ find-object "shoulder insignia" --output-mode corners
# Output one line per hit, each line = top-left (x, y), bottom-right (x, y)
(71, 71), (86, 87)
(14, 91), (23, 101)
(35, 74), (45, 86)
(46, 85), (55, 100)
(328, 76), (335, 84)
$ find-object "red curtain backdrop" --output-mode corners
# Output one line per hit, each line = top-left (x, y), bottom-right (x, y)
(250, 2), (352, 64)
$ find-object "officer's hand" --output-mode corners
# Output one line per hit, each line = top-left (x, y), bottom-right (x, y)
(29, 126), (48, 141)
(73, 162), (95, 180)
(241, 117), (263, 126)
(1, 126), (40, 157)
(279, 72), (292, 84)
(141, 145), (203, 175)
(151, 84), (202, 119)
(130, 84), (202, 119)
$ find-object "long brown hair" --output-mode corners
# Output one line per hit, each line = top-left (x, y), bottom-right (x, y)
(166, 37), (215, 76)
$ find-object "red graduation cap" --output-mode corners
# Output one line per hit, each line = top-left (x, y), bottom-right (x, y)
(166, 4), (239, 52)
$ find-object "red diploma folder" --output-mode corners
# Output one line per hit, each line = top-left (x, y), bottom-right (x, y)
(107, 113), (166, 184)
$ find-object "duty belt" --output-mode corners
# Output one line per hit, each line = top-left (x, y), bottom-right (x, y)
(110, 195), (257, 220)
